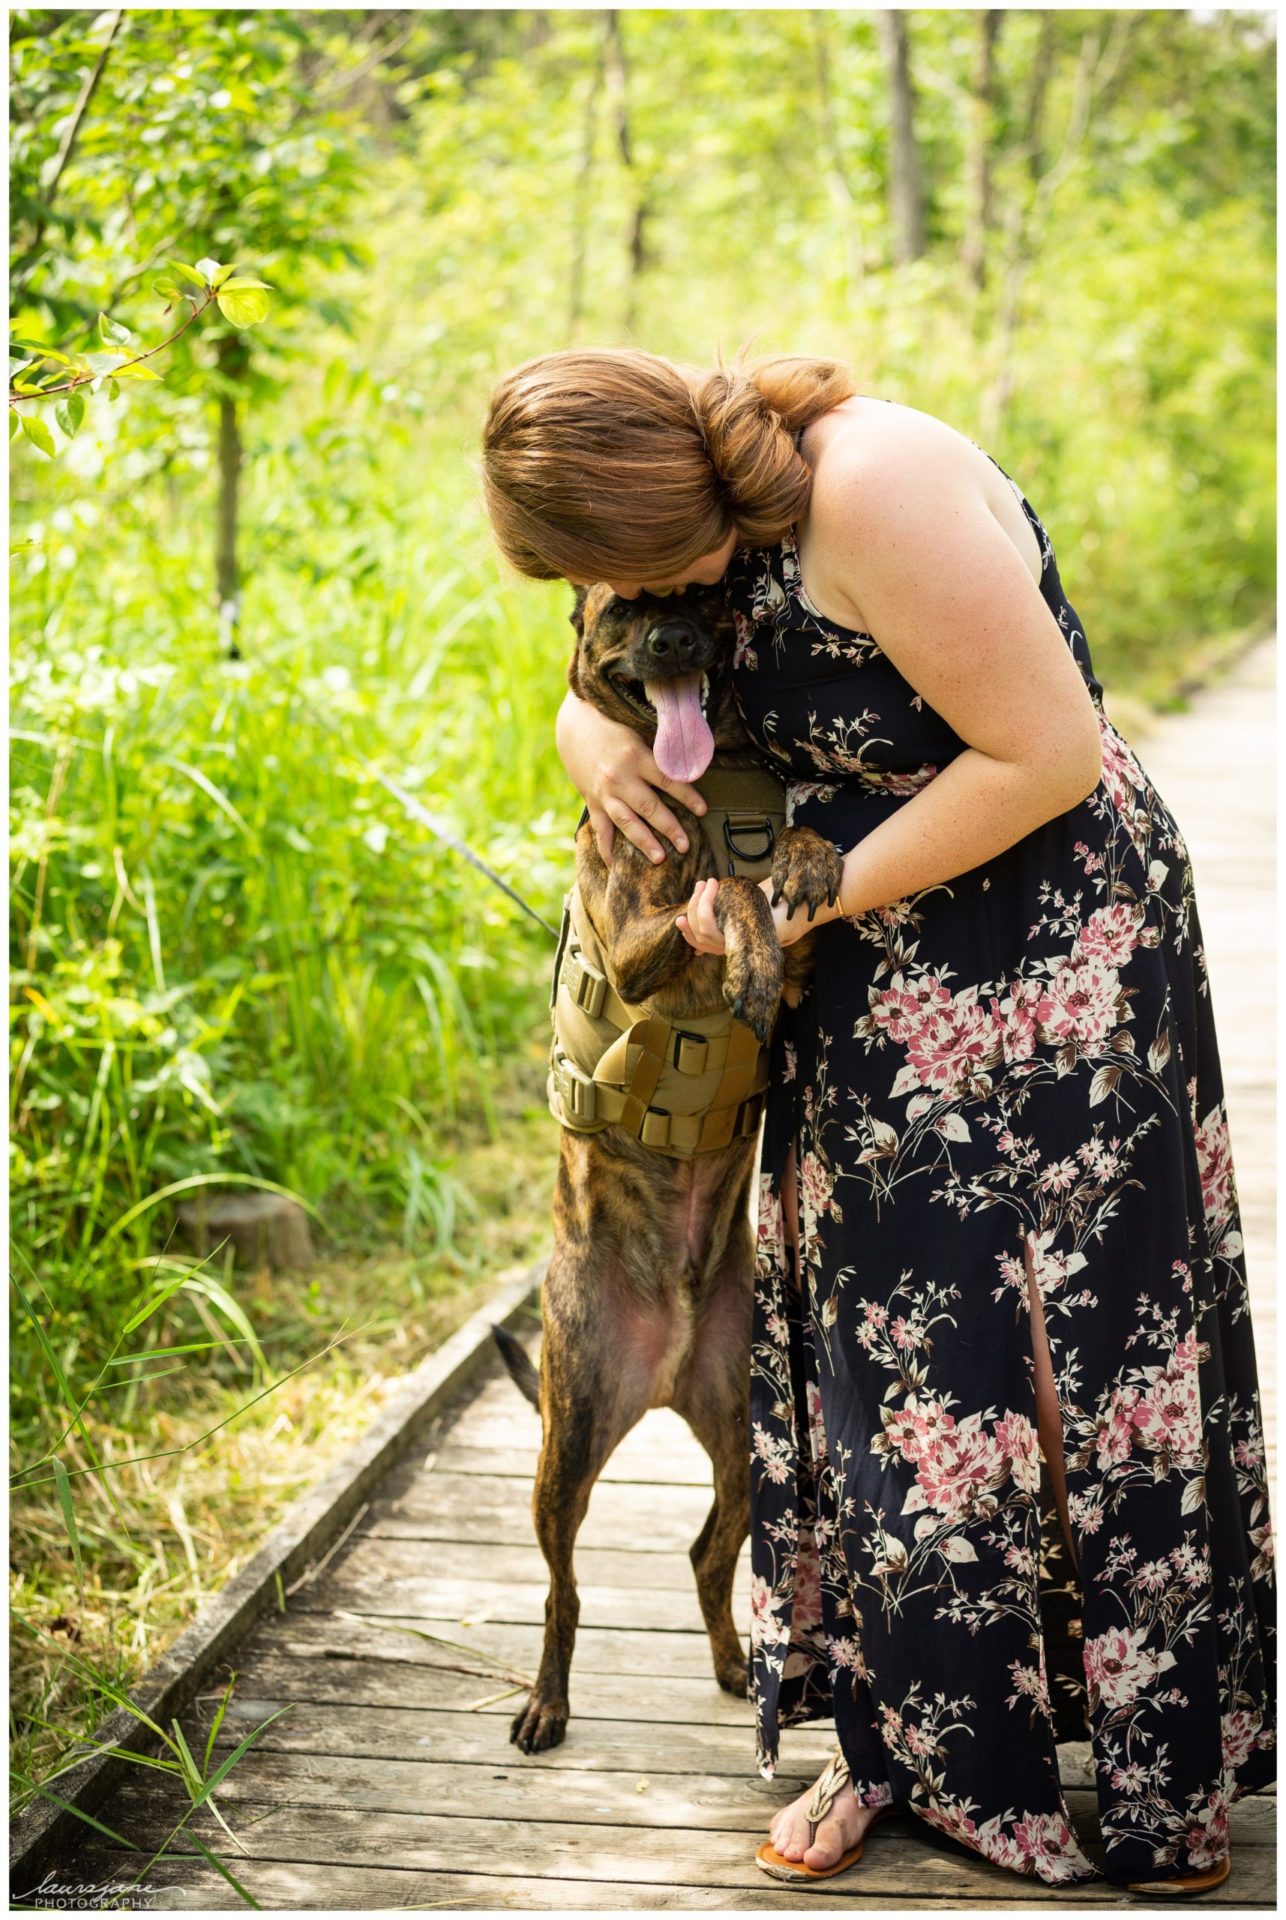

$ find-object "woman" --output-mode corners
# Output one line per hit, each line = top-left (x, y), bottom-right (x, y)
(481, 347), (1275, 1892)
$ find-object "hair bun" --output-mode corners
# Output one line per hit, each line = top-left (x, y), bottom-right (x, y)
(689, 366), (805, 545)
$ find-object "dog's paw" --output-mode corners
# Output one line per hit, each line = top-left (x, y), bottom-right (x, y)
(510, 1691), (569, 1754)
(722, 949), (780, 1045)
(715, 1652), (750, 1698)
(769, 826), (845, 923)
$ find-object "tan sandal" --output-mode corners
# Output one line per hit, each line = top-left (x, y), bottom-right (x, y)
(1125, 1853), (1231, 1897)
(754, 1744), (891, 1884)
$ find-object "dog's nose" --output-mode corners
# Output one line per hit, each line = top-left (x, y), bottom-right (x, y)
(646, 620), (701, 666)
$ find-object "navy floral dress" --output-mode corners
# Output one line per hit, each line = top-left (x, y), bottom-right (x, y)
(722, 433), (1276, 1887)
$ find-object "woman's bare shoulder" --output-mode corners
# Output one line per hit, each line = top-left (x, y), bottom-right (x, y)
(807, 397), (985, 510)
(796, 400), (988, 630)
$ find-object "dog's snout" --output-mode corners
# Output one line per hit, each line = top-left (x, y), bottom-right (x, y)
(646, 620), (701, 666)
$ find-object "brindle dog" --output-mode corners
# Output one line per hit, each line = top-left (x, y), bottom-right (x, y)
(493, 581), (843, 1754)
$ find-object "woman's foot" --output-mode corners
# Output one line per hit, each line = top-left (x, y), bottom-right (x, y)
(766, 1765), (889, 1872)
(1126, 1853), (1232, 1896)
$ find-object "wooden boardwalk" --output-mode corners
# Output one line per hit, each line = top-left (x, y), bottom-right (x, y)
(43, 638), (1276, 1910)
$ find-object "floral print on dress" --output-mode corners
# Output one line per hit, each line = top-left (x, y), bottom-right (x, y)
(723, 450), (1275, 1888)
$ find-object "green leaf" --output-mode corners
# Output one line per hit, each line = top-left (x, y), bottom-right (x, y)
(18, 413), (54, 456)
(54, 392), (85, 439)
(153, 279), (180, 301)
(108, 378), (120, 402)
(168, 260), (208, 288)
(185, 1835), (260, 1909)
(216, 285), (271, 328)
(10, 342), (72, 366)
(110, 362), (162, 382)
(30, 1786), (138, 1852)
(98, 312), (132, 348)
(51, 1457), (84, 1600)
(194, 256), (226, 285)
(194, 1704), (293, 1806)
(9, 412), (19, 441)
(203, 1677), (236, 1775)
(169, 1716), (202, 1792)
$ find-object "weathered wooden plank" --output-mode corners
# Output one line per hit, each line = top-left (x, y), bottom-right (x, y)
(431, 1439), (713, 1485)
(182, 1695), (814, 1778)
(202, 1650), (760, 1726)
(314, 1531), (752, 1597)
(365, 1468), (717, 1551)
(238, 1611), (730, 1681)
(50, 1784), (1279, 1907)
(292, 1571), (741, 1636)
(447, 1381), (708, 1451)
(442, 1408), (711, 1473)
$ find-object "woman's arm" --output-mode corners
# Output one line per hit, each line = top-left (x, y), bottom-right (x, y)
(677, 432), (1103, 950)
(555, 686), (707, 866)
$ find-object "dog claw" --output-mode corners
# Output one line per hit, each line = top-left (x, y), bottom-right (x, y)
(511, 1695), (569, 1753)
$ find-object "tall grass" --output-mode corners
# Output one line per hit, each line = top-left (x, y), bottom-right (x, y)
(11, 431), (572, 1352)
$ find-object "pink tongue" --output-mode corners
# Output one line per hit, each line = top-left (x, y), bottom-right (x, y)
(646, 673), (713, 782)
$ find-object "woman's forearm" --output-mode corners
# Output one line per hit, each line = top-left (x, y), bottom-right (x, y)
(821, 745), (1102, 924)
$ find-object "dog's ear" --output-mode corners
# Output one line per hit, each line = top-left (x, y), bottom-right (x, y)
(566, 586), (589, 696)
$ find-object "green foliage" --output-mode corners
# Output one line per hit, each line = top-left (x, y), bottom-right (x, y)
(11, 478), (568, 1322)
(10, 262), (275, 457)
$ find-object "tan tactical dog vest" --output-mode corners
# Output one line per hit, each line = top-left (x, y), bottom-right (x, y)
(547, 753), (787, 1159)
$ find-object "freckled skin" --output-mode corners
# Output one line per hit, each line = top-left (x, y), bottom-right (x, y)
(503, 581), (842, 1756)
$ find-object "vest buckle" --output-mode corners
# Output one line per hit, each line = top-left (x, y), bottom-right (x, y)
(563, 946), (607, 1019)
(552, 1052), (597, 1125)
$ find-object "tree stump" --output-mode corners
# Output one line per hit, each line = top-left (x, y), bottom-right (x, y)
(177, 1191), (314, 1271)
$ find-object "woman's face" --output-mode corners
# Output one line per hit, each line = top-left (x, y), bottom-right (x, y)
(568, 528), (739, 601)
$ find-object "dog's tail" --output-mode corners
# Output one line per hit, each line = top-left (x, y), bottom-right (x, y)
(491, 1322), (540, 1409)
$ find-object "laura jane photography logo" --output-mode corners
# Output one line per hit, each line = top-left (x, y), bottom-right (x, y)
(14, 1870), (155, 1910)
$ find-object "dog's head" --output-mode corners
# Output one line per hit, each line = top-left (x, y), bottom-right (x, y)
(567, 582), (745, 783)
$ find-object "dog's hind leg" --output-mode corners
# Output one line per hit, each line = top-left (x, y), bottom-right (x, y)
(512, 1259), (657, 1755)
(673, 1246), (754, 1698)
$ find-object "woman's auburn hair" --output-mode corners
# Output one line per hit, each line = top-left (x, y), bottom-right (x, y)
(480, 344), (860, 583)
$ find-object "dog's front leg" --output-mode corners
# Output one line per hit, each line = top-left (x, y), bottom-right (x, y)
(711, 876), (784, 1044)
(588, 831), (707, 1006)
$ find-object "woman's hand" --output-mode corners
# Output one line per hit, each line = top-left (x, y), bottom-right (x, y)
(555, 688), (707, 866)
(674, 876), (830, 952)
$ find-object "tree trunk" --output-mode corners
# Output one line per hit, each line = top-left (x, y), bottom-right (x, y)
(980, 15), (1133, 446)
(875, 9), (926, 266)
(215, 329), (249, 659)
(568, 30), (606, 340)
(810, 11), (865, 309)
(604, 9), (648, 334)
(961, 10), (1003, 296)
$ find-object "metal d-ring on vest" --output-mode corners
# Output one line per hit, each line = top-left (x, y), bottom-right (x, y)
(547, 752), (789, 1159)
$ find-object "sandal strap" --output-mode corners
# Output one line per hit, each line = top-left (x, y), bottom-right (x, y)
(805, 1743), (852, 1843)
